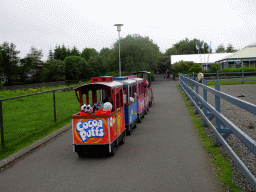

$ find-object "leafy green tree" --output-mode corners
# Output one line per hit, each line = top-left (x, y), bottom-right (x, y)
(54, 45), (62, 60)
(19, 57), (34, 83)
(165, 38), (210, 55)
(48, 48), (54, 62)
(64, 56), (91, 80)
(225, 44), (237, 53)
(87, 55), (104, 77)
(0, 42), (20, 85)
(46, 60), (65, 81)
(70, 46), (80, 56)
(216, 44), (225, 53)
(111, 34), (161, 74)
(0, 49), (3, 78)
(81, 48), (98, 61)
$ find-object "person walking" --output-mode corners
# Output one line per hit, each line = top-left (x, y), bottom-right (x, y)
(166, 69), (169, 79)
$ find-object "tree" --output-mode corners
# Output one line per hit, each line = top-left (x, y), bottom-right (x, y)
(48, 48), (54, 62)
(19, 57), (34, 83)
(70, 46), (80, 56)
(216, 44), (225, 53)
(0, 49), (3, 78)
(0, 42), (20, 85)
(188, 63), (202, 73)
(46, 60), (65, 81)
(226, 44), (237, 53)
(165, 38), (210, 55)
(88, 55), (105, 77)
(54, 45), (62, 60)
(111, 34), (161, 74)
(81, 48), (98, 61)
(64, 56), (92, 80)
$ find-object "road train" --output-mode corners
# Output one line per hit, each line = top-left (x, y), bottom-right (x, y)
(71, 71), (154, 156)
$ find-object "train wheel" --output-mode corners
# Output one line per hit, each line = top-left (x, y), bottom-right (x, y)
(120, 134), (126, 145)
(110, 142), (116, 156)
(77, 150), (86, 157)
(127, 126), (132, 135)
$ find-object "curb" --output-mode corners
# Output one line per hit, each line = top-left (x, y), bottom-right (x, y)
(0, 123), (71, 168)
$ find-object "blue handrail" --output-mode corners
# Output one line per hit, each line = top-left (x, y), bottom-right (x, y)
(179, 73), (256, 190)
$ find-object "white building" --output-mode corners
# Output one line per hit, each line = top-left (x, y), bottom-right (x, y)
(170, 53), (232, 70)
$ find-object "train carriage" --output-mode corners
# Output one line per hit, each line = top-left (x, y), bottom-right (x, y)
(132, 77), (147, 123)
(133, 71), (154, 107)
(113, 77), (138, 135)
(71, 76), (125, 156)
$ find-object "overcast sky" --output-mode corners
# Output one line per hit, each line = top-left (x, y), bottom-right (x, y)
(1, 0), (256, 61)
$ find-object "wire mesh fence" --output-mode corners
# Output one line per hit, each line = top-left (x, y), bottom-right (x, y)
(0, 86), (80, 155)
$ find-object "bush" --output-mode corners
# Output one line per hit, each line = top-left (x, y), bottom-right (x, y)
(172, 60), (196, 79)
(221, 67), (256, 76)
(209, 63), (221, 73)
(188, 64), (202, 73)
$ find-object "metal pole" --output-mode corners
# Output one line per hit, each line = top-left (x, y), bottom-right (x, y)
(0, 100), (5, 148)
(119, 31), (121, 77)
(53, 91), (56, 122)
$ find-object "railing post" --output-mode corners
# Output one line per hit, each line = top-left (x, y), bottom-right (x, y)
(0, 100), (5, 148)
(195, 77), (199, 114)
(53, 90), (56, 122)
(242, 70), (244, 84)
(217, 71), (219, 82)
(215, 81), (221, 145)
(203, 79), (208, 126)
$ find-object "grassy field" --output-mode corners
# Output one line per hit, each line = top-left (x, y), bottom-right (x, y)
(206, 77), (256, 85)
(0, 89), (80, 160)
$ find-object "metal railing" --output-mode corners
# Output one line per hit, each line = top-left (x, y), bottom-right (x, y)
(179, 73), (256, 190)
(187, 71), (256, 83)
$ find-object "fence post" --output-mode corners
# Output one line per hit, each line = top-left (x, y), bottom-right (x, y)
(242, 70), (244, 84)
(0, 100), (5, 148)
(215, 81), (221, 145)
(217, 71), (219, 82)
(203, 79), (208, 126)
(195, 77), (199, 114)
(53, 90), (56, 122)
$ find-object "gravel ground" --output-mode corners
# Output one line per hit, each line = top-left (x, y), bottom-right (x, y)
(188, 84), (256, 192)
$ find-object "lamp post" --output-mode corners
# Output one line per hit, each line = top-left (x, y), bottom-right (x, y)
(114, 24), (123, 77)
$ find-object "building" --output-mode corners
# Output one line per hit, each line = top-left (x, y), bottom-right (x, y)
(170, 53), (232, 70)
(215, 43), (256, 70)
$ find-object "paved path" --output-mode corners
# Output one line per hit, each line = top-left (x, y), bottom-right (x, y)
(0, 80), (223, 192)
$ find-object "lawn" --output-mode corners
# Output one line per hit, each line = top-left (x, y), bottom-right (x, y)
(0, 86), (83, 160)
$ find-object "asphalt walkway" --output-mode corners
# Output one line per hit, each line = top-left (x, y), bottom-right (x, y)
(0, 77), (223, 192)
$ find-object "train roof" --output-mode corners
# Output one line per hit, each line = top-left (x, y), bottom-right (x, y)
(121, 79), (136, 85)
(133, 71), (151, 75)
(74, 81), (123, 91)
(132, 77), (144, 82)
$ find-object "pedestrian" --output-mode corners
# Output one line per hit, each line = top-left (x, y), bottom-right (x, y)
(166, 69), (169, 79)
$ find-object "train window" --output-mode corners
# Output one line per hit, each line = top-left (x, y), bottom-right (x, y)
(116, 92), (120, 108)
(123, 87), (128, 104)
(132, 85), (136, 98)
(120, 89), (123, 107)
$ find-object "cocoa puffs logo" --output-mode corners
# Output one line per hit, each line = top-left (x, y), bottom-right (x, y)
(75, 119), (105, 142)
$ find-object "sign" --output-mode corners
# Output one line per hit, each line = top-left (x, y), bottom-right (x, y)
(227, 59), (243, 62)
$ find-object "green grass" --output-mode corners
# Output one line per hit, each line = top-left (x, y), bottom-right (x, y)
(178, 85), (241, 191)
(206, 77), (256, 85)
(0, 81), (102, 160)
(0, 90), (80, 160)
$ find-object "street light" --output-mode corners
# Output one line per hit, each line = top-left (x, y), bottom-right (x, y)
(114, 24), (123, 77)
